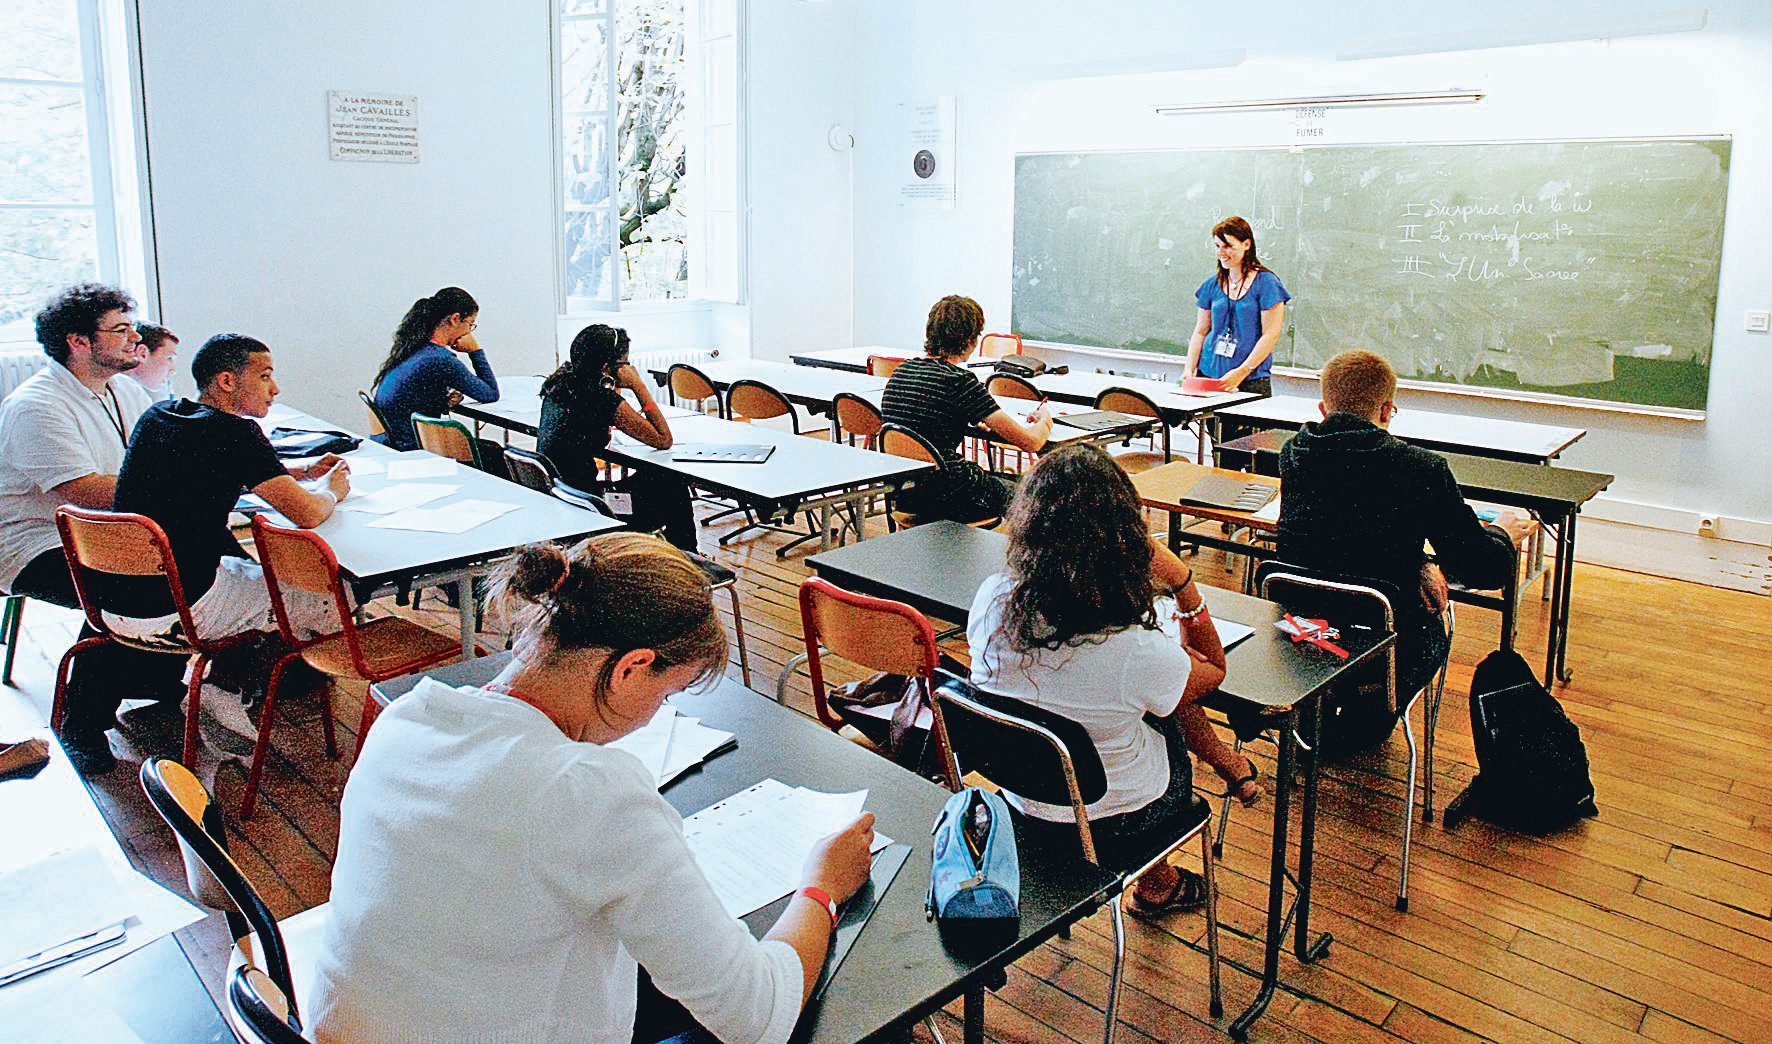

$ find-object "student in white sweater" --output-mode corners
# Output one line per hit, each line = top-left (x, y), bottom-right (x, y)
(308, 533), (876, 1043)
(967, 444), (1255, 914)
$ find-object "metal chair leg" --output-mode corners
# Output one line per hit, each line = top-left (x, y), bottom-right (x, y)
(1211, 736), (1244, 858)
(725, 584), (751, 688)
(775, 651), (810, 705)
(1397, 698), (1419, 912)
(1104, 891), (1126, 1044)
(1426, 605), (1453, 823)
(1200, 826), (1224, 1019)
(1, 596), (21, 687)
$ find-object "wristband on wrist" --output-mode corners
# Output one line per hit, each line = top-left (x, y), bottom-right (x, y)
(796, 885), (838, 925)
(1174, 600), (1207, 622)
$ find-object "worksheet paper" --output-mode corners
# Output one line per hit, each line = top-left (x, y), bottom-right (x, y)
(682, 780), (893, 918)
(335, 482), (460, 514)
(1251, 497), (1282, 523)
(609, 705), (735, 787)
(341, 456), (386, 476)
(365, 499), (520, 534)
(0, 848), (131, 968)
(385, 455), (458, 480)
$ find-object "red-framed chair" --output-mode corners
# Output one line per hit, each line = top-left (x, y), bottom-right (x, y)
(53, 507), (257, 767)
(978, 332), (1023, 359)
(795, 577), (942, 752)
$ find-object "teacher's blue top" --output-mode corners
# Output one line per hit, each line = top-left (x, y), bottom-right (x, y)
(372, 343), (499, 451)
(1194, 270), (1290, 381)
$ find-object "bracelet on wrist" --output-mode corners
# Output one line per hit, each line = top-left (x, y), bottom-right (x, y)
(1174, 600), (1208, 622)
(796, 885), (838, 926)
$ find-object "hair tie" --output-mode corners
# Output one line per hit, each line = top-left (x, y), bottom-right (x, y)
(547, 563), (570, 595)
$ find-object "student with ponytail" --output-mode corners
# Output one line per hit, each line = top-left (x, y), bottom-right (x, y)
(370, 286), (504, 467)
(310, 533), (876, 1043)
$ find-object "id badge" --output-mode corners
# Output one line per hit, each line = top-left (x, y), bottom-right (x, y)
(606, 492), (635, 515)
(1213, 330), (1238, 358)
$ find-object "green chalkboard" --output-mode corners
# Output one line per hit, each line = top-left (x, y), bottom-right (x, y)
(1011, 138), (1731, 413)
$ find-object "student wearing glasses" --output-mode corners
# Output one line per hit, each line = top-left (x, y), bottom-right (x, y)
(0, 284), (165, 773)
(370, 286), (507, 475)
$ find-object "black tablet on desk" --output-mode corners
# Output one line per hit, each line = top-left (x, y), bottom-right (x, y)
(672, 444), (776, 464)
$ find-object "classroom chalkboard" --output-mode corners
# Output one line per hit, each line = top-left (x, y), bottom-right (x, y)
(1010, 138), (1731, 413)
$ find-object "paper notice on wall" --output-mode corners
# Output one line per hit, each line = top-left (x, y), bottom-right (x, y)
(328, 90), (419, 163)
(898, 96), (956, 210)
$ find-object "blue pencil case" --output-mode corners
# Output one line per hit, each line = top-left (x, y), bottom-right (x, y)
(927, 787), (1020, 923)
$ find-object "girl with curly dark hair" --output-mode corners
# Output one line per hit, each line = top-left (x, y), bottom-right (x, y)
(966, 443), (1258, 912)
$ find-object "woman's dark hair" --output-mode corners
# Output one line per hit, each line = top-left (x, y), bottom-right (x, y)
(924, 295), (985, 359)
(999, 444), (1159, 652)
(542, 324), (630, 411)
(1211, 215), (1270, 295)
(373, 286), (478, 389)
(489, 533), (728, 719)
(35, 283), (135, 364)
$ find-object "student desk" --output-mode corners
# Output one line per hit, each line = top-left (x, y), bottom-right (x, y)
(644, 358), (888, 432)
(805, 522), (1393, 1039)
(372, 656), (1120, 1044)
(1215, 431), (1614, 685)
(596, 412), (934, 554)
(266, 405), (623, 653)
(452, 375), (699, 441)
(787, 345), (917, 372)
(1213, 394), (1587, 464)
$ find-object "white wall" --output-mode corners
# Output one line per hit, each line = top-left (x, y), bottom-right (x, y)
(841, 0), (1772, 539)
(138, 0), (559, 428)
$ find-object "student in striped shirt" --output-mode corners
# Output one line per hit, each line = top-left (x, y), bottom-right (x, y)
(880, 295), (1052, 523)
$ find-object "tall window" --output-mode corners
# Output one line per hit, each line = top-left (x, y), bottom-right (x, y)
(1, 0), (141, 348)
(558, 0), (742, 312)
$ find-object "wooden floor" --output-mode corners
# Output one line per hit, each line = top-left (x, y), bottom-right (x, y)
(5, 502), (1770, 1043)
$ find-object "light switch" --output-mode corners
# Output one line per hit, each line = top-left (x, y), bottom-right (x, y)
(1748, 310), (1772, 333)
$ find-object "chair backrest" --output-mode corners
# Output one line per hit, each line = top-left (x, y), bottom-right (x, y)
(503, 446), (558, 494)
(357, 390), (389, 438)
(878, 422), (943, 467)
(726, 379), (797, 431)
(667, 363), (722, 415)
(411, 413), (482, 468)
(797, 576), (940, 729)
(978, 333), (1022, 359)
(1254, 560), (1399, 712)
(1094, 387), (1170, 455)
(551, 480), (616, 518)
(866, 355), (905, 378)
(930, 676), (1110, 862)
(986, 372), (1041, 401)
(832, 392), (884, 447)
(140, 757), (299, 1016)
(55, 506), (203, 648)
(250, 517), (355, 663)
(229, 966), (309, 1043)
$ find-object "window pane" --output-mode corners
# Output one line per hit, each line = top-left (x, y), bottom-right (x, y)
(0, 84), (94, 204)
(617, 0), (688, 301)
(562, 112), (610, 207)
(0, 208), (98, 328)
(0, 0), (81, 81)
(561, 19), (610, 113)
(699, 0), (736, 40)
(564, 207), (615, 301)
(564, 0), (609, 14)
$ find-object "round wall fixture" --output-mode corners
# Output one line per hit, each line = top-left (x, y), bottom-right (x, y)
(827, 124), (855, 151)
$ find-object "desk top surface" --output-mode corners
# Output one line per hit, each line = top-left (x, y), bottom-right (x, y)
(807, 522), (1389, 710)
(1216, 395), (1587, 461)
(373, 658), (1118, 1043)
(265, 404), (622, 583)
(788, 346), (916, 372)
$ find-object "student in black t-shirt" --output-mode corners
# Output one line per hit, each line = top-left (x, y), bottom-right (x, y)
(879, 295), (1052, 523)
(105, 334), (350, 733)
(536, 324), (696, 551)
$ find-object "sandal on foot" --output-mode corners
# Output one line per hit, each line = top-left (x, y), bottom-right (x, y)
(1130, 868), (1209, 916)
(1220, 759), (1261, 808)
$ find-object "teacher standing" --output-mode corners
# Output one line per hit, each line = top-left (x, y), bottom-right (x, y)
(1183, 216), (1290, 396)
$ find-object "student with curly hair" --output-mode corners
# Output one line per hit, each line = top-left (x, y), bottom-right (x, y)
(967, 444), (1257, 913)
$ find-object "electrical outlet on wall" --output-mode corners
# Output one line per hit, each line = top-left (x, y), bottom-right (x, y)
(1698, 515), (1720, 536)
(1747, 310), (1771, 333)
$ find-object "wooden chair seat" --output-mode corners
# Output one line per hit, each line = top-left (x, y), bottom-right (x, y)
(300, 616), (462, 679)
(1107, 448), (1170, 475)
(890, 509), (1001, 531)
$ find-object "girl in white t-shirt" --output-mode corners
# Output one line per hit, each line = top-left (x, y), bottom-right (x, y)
(310, 533), (876, 1043)
(968, 444), (1259, 913)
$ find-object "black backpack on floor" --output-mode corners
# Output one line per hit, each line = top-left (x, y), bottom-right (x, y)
(1444, 649), (1598, 833)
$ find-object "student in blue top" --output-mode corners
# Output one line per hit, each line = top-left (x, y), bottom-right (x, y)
(371, 286), (506, 475)
(1182, 215), (1291, 397)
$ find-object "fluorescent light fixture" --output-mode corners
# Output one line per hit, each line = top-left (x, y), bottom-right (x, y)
(1338, 7), (1707, 61)
(1028, 49), (1247, 81)
(1155, 89), (1483, 116)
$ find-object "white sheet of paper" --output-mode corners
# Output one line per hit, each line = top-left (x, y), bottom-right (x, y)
(364, 499), (521, 534)
(1251, 496), (1281, 523)
(0, 848), (132, 968)
(1214, 618), (1256, 650)
(335, 482), (460, 514)
(385, 455), (458, 480)
(342, 456), (386, 475)
(682, 781), (891, 918)
(608, 708), (736, 788)
(0, 978), (144, 1042)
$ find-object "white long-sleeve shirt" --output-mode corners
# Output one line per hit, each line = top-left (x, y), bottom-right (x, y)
(308, 679), (803, 1043)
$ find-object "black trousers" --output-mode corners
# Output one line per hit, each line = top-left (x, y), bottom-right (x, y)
(565, 467), (699, 553)
(11, 550), (186, 737)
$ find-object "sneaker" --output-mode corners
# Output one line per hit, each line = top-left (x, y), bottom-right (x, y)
(188, 683), (261, 758)
(61, 729), (118, 777)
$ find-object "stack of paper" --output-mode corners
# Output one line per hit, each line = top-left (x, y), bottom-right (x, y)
(365, 498), (520, 534)
(609, 705), (736, 787)
(682, 780), (893, 918)
(0, 848), (131, 972)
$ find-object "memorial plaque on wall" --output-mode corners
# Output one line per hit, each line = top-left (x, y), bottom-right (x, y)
(327, 91), (419, 163)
